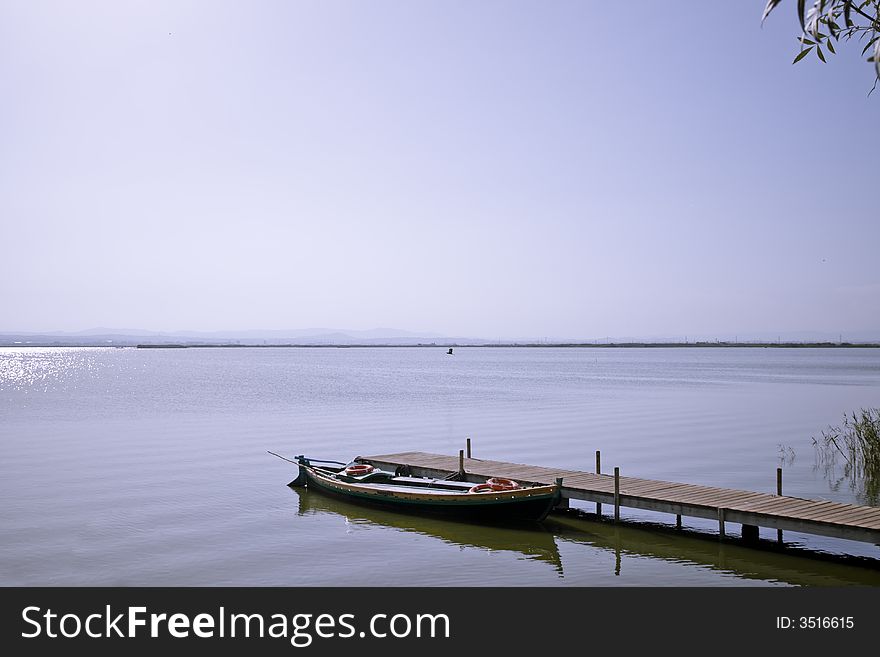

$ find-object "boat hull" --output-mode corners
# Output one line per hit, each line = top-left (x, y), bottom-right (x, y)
(299, 465), (560, 522)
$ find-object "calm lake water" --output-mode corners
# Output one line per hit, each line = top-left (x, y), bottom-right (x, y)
(2, 346), (880, 586)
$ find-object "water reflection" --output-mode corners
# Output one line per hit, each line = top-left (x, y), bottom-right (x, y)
(546, 513), (880, 587)
(291, 488), (565, 576)
(0, 347), (110, 394)
(292, 489), (880, 586)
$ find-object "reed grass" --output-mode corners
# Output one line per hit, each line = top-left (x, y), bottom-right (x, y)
(813, 408), (880, 506)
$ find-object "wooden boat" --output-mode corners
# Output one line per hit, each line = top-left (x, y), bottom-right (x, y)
(278, 454), (561, 522)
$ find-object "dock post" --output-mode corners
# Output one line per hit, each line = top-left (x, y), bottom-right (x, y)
(718, 508), (726, 539)
(676, 514), (682, 530)
(459, 449), (465, 475)
(466, 438), (471, 459)
(554, 477), (569, 509)
(777, 468), (783, 544)
(596, 450), (602, 517)
(613, 467), (620, 522)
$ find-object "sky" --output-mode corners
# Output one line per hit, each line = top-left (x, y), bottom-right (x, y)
(2, 1), (878, 340)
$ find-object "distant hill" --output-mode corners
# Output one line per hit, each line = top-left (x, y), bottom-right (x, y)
(0, 327), (481, 347)
(1, 328), (879, 347)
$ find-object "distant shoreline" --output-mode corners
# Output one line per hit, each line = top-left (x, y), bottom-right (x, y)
(2, 341), (879, 349)
(136, 342), (880, 349)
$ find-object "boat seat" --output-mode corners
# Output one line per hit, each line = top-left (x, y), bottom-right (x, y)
(389, 476), (475, 490)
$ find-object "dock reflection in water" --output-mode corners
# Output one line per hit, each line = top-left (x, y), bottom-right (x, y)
(291, 489), (880, 586)
(545, 514), (880, 587)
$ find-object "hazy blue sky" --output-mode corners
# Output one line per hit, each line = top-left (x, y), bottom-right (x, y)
(2, 1), (878, 339)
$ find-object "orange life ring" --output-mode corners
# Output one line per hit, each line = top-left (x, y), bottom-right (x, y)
(486, 477), (520, 490)
(344, 463), (375, 476)
(468, 483), (504, 494)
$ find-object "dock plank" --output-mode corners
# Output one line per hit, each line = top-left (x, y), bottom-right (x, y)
(362, 451), (880, 545)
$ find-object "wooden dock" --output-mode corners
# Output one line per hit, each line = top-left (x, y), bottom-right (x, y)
(360, 451), (880, 546)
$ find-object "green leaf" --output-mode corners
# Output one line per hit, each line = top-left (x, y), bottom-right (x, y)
(797, 0), (807, 33)
(817, 46), (827, 62)
(799, 37), (816, 45)
(827, 39), (836, 54)
(793, 47), (814, 63)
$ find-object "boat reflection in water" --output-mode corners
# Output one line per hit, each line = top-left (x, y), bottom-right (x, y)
(291, 487), (565, 576)
(291, 488), (880, 586)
